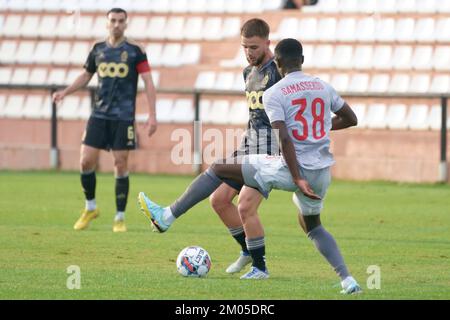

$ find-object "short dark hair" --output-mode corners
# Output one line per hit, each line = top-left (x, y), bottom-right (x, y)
(274, 38), (304, 68)
(107, 8), (128, 19)
(240, 18), (270, 39)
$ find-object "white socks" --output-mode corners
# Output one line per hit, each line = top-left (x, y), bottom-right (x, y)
(163, 207), (176, 225)
(86, 199), (97, 211)
(115, 211), (125, 222)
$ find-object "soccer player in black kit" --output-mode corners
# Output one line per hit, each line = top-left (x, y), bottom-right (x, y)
(53, 8), (157, 232)
(138, 19), (282, 276)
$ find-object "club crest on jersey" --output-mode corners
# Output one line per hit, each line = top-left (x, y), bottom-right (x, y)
(121, 51), (128, 62)
(262, 73), (269, 87)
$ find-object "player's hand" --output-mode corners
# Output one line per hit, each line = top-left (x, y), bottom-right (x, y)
(145, 117), (157, 137)
(52, 90), (66, 105)
(295, 178), (321, 200)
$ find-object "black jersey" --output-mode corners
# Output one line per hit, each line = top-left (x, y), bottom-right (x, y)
(84, 39), (150, 121)
(243, 58), (282, 131)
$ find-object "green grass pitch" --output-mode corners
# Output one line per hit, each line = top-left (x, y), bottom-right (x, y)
(0, 171), (449, 299)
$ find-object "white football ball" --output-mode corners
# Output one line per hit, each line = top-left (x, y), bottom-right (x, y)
(176, 246), (211, 277)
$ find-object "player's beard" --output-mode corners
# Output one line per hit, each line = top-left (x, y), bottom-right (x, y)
(248, 53), (265, 67)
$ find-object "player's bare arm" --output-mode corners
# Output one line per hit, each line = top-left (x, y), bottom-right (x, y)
(271, 120), (321, 200)
(140, 71), (158, 137)
(331, 102), (358, 130)
(52, 71), (94, 104)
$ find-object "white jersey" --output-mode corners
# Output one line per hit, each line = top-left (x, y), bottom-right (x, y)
(263, 71), (345, 170)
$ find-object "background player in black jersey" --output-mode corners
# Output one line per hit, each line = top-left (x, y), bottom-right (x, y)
(53, 8), (157, 232)
(137, 19), (282, 274)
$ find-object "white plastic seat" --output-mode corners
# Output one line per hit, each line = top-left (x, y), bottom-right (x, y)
(47, 69), (67, 85)
(38, 15), (59, 38)
(376, 0), (396, 13)
(330, 74), (350, 93)
(75, 15), (94, 39)
(26, 0), (46, 12)
(183, 17), (203, 40)
(2, 15), (22, 37)
(23, 95), (45, 119)
(412, 46), (433, 70)
(312, 45), (333, 69)
(169, 0), (189, 13)
(368, 74), (390, 93)
(148, 17), (166, 40)
(433, 46), (450, 71)
(375, 18), (395, 42)
(154, 99), (173, 123)
(355, 17), (375, 42)
(188, 0), (207, 13)
(352, 46), (373, 70)
(0, 94), (7, 118)
(181, 44), (201, 65)
(160, 44), (182, 67)
(408, 74), (430, 93)
(396, 0), (416, 13)
(209, 100), (231, 124)
(151, 0), (170, 13)
(232, 73), (245, 91)
(214, 72), (235, 91)
(297, 18), (317, 42)
(55, 15), (77, 38)
(0, 40), (17, 64)
(332, 45), (353, 70)
(272, 18), (299, 41)
(165, 17), (185, 40)
(350, 103), (366, 128)
(414, 18), (435, 42)
(29, 68), (48, 85)
(195, 71), (216, 90)
(244, 0), (263, 13)
(427, 105), (442, 130)
(33, 41), (54, 64)
(200, 100), (212, 123)
(79, 96), (91, 120)
(225, 0), (244, 13)
(392, 46), (413, 70)
(229, 101), (248, 125)
(315, 73), (331, 83)
(0, 67), (13, 85)
(69, 42), (90, 65)
(429, 75), (450, 93)
(437, 0), (450, 13)
(262, 0), (283, 11)
(416, 0), (436, 12)
(20, 15), (40, 38)
(5, 0), (27, 11)
(222, 17), (241, 39)
(203, 17), (223, 40)
(348, 73), (369, 92)
(11, 67), (30, 85)
(16, 41), (36, 64)
(355, 0), (376, 13)
(366, 104), (387, 129)
(335, 18), (356, 42)
(207, 0), (225, 13)
(389, 74), (410, 93)
(406, 105), (429, 130)
(52, 42), (72, 65)
(4, 95), (25, 119)
(435, 18), (450, 43)
(386, 104), (407, 129)
(220, 46), (246, 68)
(128, 17), (149, 40)
(395, 18), (415, 42)
(146, 43), (163, 67)
(91, 16), (108, 39)
(317, 18), (337, 42)
(42, 0), (63, 12)
(59, 96), (80, 120)
(172, 99), (195, 123)
(128, 0), (152, 13)
(372, 45), (392, 70)
(301, 44), (314, 70)
(339, 0), (358, 13)
(65, 69), (82, 85)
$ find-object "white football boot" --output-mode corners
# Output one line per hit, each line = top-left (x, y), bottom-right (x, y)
(340, 276), (363, 294)
(226, 251), (252, 274)
(240, 266), (269, 279)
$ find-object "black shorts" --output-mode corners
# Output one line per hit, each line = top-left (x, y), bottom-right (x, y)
(82, 116), (136, 151)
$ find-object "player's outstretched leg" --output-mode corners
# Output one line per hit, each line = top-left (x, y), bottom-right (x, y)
(138, 192), (170, 233)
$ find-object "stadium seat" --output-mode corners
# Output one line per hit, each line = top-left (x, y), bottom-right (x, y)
(366, 103), (387, 129)
(316, 73), (331, 83)
(206, 0), (225, 13)
(75, 15), (94, 39)
(79, 96), (91, 120)
(199, 99), (212, 123)
(38, 15), (59, 38)
(91, 16), (108, 39)
(22, 95), (45, 119)
(0, 67), (13, 85)
(16, 41), (36, 64)
(369, 74), (390, 93)
(414, 18), (435, 42)
(406, 105), (429, 130)
(272, 18), (299, 41)
(262, 0), (284, 11)
(435, 18), (450, 43)
(2, 15), (22, 37)
(0, 94), (7, 118)
(348, 73), (369, 92)
(188, 0), (207, 13)
(151, 70), (160, 88)
(41, 0), (63, 12)
(395, 0), (416, 13)
(302, 44), (314, 70)
(52, 42), (72, 65)
(47, 69), (67, 85)
(376, 0), (396, 13)
(214, 72), (235, 91)
(183, 17), (203, 40)
(128, 17), (149, 40)
(195, 71), (216, 90)
(165, 17), (185, 40)
(4, 0), (27, 11)
(181, 44), (201, 65)
(220, 46), (246, 68)
(244, 0), (263, 13)
(312, 45), (333, 69)
(160, 44), (182, 68)
(427, 105), (442, 130)
(392, 46), (413, 70)
(389, 74), (410, 93)
(66, 69), (83, 85)
(146, 43), (163, 67)
(332, 45), (353, 70)
(335, 18), (356, 42)
(69, 42), (89, 65)
(232, 73), (245, 91)
(352, 46), (373, 70)
(433, 46), (450, 71)
(29, 68), (48, 85)
(395, 18), (415, 42)
(4, 95), (25, 119)
(203, 17), (222, 41)
(350, 103), (367, 128)
(222, 17), (241, 39)
(154, 99), (174, 123)
(297, 18), (317, 42)
(225, 0), (244, 13)
(437, 0), (450, 13)
(412, 46), (433, 70)
(169, 0), (189, 13)
(59, 96), (80, 120)
(386, 104), (408, 130)
(26, 0), (47, 12)
(0, 40), (17, 64)
(375, 18), (395, 42)
(330, 74), (350, 93)
(356, 17), (375, 42)
(20, 15), (41, 37)
(209, 100), (231, 124)
(316, 18), (337, 42)
(56, 15), (78, 38)
(10, 67), (30, 85)
(151, 0), (170, 13)
(229, 100), (249, 125)
(429, 75), (450, 93)
(171, 99), (195, 123)
(408, 74), (430, 93)
(33, 41), (54, 65)
(372, 45), (392, 70)
(147, 17), (166, 40)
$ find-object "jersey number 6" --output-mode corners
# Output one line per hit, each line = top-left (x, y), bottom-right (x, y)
(291, 98), (325, 141)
